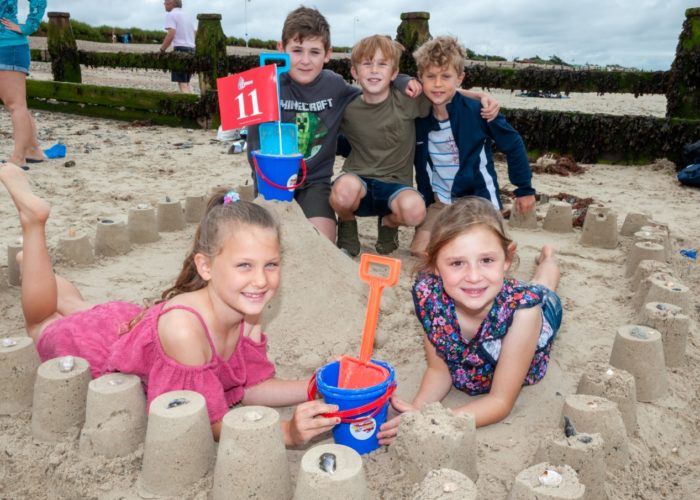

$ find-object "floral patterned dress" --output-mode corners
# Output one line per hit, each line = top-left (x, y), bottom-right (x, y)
(412, 273), (560, 395)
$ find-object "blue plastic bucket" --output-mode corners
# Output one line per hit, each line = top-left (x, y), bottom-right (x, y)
(252, 151), (306, 202)
(312, 359), (395, 455)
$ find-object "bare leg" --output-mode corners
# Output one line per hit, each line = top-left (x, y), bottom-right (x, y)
(178, 82), (191, 93)
(0, 71), (36, 166)
(531, 245), (560, 291)
(0, 163), (59, 331)
(309, 216), (337, 242)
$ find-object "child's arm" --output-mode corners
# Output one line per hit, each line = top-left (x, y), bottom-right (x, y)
(451, 306), (542, 426)
(243, 378), (340, 446)
(457, 89), (500, 121)
(487, 116), (536, 213)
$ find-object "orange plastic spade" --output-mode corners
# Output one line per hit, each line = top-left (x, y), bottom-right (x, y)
(337, 253), (401, 389)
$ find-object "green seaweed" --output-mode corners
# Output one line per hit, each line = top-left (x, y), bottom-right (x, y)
(47, 13), (82, 83)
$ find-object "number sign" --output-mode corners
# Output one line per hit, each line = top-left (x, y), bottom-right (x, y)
(217, 64), (279, 130)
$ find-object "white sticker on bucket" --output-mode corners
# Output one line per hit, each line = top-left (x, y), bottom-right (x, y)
(349, 418), (376, 441)
(286, 174), (298, 189)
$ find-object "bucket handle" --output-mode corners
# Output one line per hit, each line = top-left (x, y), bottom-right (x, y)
(307, 372), (396, 424)
(253, 155), (307, 191)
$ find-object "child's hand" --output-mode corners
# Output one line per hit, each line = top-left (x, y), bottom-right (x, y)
(480, 95), (500, 121)
(376, 397), (417, 445)
(284, 400), (340, 447)
(514, 194), (536, 214)
(0, 19), (21, 33)
(404, 79), (423, 98)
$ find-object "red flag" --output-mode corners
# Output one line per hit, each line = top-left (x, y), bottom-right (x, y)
(217, 64), (279, 130)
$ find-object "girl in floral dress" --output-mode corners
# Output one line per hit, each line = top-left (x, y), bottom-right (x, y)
(378, 196), (561, 443)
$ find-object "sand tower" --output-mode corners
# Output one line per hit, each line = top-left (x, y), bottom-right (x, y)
(625, 242), (665, 277)
(561, 394), (629, 469)
(579, 205), (617, 249)
(31, 355), (92, 441)
(635, 273), (689, 313)
(139, 390), (214, 496)
(508, 463), (585, 500)
(128, 203), (160, 244)
(638, 302), (690, 367)
(412, 468), (478, 500)
(7, 239), (22, 286)
(543, 201), (573, 233)
(390, 403), (478, 484)
(79, 373), (147, 457)
(509, 205), (539, 229)
(619, 212), (653, 236)
(94, 218), (131, 257)
(609, 325), (669, 402)
(57, 230), (94, 265)
(293, 443), (369, 500)
(213, 406), (291, 500)
(157, 198), (185, 232)
(0, 336), (40, 415)
(630, 260), (673, 292)
(184, 194), (207, 223)
(577, 363), (637, 434)
(535, 431), (606, 500)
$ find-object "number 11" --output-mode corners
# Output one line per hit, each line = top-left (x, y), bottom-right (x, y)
(235, 89), (263, 119)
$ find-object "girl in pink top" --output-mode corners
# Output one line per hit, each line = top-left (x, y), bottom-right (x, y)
(1, 162), (340, 444)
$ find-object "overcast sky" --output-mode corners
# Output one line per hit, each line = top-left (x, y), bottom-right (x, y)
(25, 0), (696, 70)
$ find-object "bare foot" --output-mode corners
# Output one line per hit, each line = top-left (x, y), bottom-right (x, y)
(535, 244), (556, 265)
(0, 162), (50, 227)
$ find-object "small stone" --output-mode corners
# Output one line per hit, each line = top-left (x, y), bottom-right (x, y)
(108, 377), (124, 386)
(58, 355), (75, 372)
(244, 410), (263, 422)
(442, 482), (459, 493)
(63, 160), (76, 168)
(68, 227), (76, 237)
(2, 337), (18, 348)
(538, 469), (563, 487)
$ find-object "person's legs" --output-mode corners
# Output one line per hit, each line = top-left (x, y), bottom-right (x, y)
(294, 181), (337, 242)
(177, 82), (191, 93)
(383, 189), (426, 228)
(0, 70), (34, 166)
(409, 201), (446, 257)
(531, 245), (560, 291)
(0, 164), (87, 338)
(330, 173), (366, 255)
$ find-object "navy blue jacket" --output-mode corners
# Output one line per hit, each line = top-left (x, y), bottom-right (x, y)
(414, 92), (534, 208)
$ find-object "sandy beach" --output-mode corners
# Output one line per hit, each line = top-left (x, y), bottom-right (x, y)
(1, 43), (698, 499)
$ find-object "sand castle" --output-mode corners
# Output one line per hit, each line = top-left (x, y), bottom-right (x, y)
(579, 204), (617, 249)
(213, 406), (291, 499)
(390, 403), (478, 484)
(0, 336), (40, 415)
(94, 218), (131, 257)
(294, 443), (369, 499)
(31, 355), (92, 442)
(637, 302), (689, 366)
(57, 230), (94, 265)
(543, 201), (574, 233)
(508, 463), (585, 499)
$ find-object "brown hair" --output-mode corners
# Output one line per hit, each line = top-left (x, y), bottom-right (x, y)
(351, 35), (403, 71)
(281, 6), (331, 51)
(125, 189), (280, 332)
(415, 197), (514, 275)
(413, 35), (466, 76)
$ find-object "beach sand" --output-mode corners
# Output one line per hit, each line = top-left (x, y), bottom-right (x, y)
(0, 49), (698, 499)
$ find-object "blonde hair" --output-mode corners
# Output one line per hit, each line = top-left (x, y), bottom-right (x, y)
(282, 6), (331, 51)
(351, 35), (403, 71)
(413, 35), (466, 75)
(415, 197), (514, 275)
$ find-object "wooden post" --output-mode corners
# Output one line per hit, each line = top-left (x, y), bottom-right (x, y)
(667, 8), (700, 119)
(47, 12), (81, 83)
(195, 14), (228, 95)
(396, 12), (431, 76)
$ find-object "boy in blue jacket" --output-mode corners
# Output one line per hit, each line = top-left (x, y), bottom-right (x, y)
(410, 36), (536, 256)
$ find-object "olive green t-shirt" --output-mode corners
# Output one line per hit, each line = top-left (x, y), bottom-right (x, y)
(340, 88), (431, 186)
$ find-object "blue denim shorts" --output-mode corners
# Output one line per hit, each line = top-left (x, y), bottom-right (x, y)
(541, 288), (563, 333)
(339, 173), (419, 218)
(0, 44), (30, 74)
